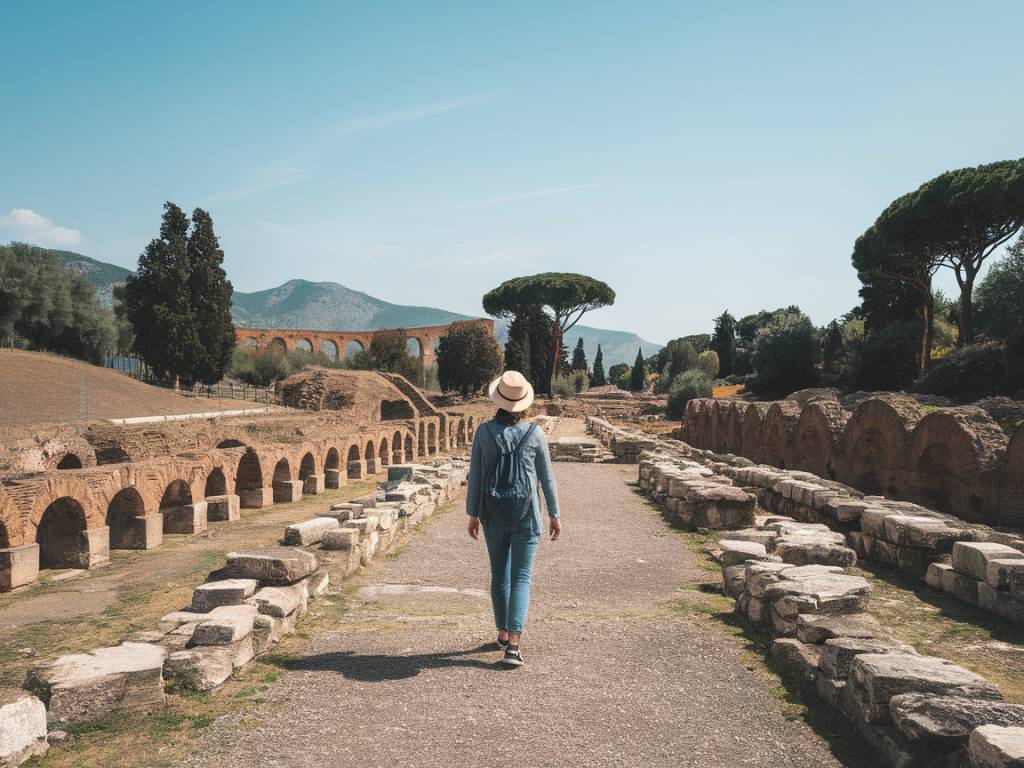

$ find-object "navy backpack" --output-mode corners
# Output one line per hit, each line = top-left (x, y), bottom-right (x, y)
(485, 422), (537, 523)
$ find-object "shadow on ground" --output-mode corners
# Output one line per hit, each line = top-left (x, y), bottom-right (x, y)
(267, 644), (508, 682)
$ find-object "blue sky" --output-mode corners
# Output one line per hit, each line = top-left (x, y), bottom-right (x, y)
(2, 1), (1022, 342)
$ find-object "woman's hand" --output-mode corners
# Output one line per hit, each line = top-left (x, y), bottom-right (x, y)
(549, 517), (561, 541)
(467, 516), (480, 540)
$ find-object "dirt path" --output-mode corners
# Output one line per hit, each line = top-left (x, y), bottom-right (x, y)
(183, 460), (845, 768)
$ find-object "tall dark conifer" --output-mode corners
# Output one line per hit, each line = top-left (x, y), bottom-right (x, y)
(571, 337), (588, 371)
(591, 344), (606, 386)
(186, 208), (235, 384)
(630, 347), (646, 391)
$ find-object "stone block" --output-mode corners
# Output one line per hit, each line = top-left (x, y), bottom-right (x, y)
(324, 469), (344, 489)
(968, 725), (1024, 767)
(164, 647), (235, 692)
(724, 528), (778, 548)
(746, 596), (767, 624)
(112, 514), (164, 550)
(163, 502), (208, 535)
(883, 515), (963, 551)
(744, 561), (797, 599)
(943, 568), (982, 605)
(306, 569), (329, 597)
(350, 495), (377, 509)
(190, 604), (257, 646)
(191, 579), (258, 612)
(320, 529), (360, 551)
(252, 582), (308, 618)
(330, 502), (363, 516)
(387, 465), (416, 483)
(0, 545), (39, 592)
(795, 613), (891, 645)
(24, 642), (168, 725)
(273, 480), (303, 504)
(375, 510), (397, 531)
(927, 562), (953, 590)
(205, 494), (240, 523)
(987, 559), (1024, 593)
(360, 530), (380, 565)
(824, 498), (872, 524)
(848, 652), (1001, 725)
(82, 526), (111, 569)
(717, 539), (768, 568)
(770, 638), (820, 682)
(774, 535), (856, 568)
(343, 517), (379, 537)
(978, 583), (1024, 624)
(765, 569), (871, 620)
(953, 542), (1024, 583)
(861, 507), (901, 539)
(225, 547), (318, 585)
(252, 614), (274, 655)
(0, 689), (47, 767)
(722, 564), (748, 599)
(282, 517), (339, 546)
(302, 474), (325, 495)
(239, 487), (273, 509)
(819, 637), (915, 680)
(890, 693), (1024, 749)
(347, 460), (366, 480)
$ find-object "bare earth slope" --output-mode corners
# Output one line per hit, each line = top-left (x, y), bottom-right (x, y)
(0, 350), (242, 426)
(183, 461), (842, 768)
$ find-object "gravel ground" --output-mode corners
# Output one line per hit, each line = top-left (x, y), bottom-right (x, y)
(182, 461), (845, 768)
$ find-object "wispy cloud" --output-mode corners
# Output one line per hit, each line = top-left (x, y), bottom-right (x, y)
(204, 161), (313, 205)
(334, 95), (492, 136)
(0, 208), (81, 246)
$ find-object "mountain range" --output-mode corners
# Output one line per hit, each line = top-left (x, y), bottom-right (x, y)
(50, 250), (662, 367)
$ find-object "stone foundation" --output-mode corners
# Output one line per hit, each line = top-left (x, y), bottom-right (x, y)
(205, 495), (240, 523)
(302, 474), (325, 495)
(162, 502), (208, 535)
(0, 545), (40, 591)
(239, 487), (273, 509)
(111, 514), (163, 550)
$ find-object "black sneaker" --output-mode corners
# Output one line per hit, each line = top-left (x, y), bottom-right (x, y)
(502, 645), (524, 668)
(496, 635), (509, 652)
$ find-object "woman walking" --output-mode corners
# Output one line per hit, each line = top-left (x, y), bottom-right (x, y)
(466, 370), (561, 668)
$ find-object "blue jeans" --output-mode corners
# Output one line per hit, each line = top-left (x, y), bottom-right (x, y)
(483, 519), (540, 634)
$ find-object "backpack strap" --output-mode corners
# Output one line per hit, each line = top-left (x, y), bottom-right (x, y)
(513, 424), (537, 455)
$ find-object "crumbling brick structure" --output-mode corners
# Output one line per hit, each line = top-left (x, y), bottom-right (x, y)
(0, 372), (476, 592)
(683, 396), (1023, 529)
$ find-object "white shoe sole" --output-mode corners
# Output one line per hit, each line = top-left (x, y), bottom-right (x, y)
(502, 655), (524, 667)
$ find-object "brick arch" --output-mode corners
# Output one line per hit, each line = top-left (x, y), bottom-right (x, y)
(234, 448), (263, 495)
(0, 488), (14, 549)
(325, 446), (341, 473)
(404, 432), (415, 461)
(681, 399), (705, 447)
(107, 486), (147, 549)
(1002, 423), (1024, 528)
(905, 407), (1006, 523)
(695, 400), (715, 450)
(35, 496), (90, 570)
(427, 422), (437, 455)
(723, 401), (750, 456)
(28, 476), (105, 537)
(392, 431), (404, 464)
(299, 452), (316, 480)
(378, 437), (390, 467)
(271, 457), (292, 503)
(760, 401), (800, 469)
(739, 403), (771, 465)
(346, 442), (363, 479)
(204, 467), (228, 497)
(841, 395), (923, 496)
(793, 401), (850, 480)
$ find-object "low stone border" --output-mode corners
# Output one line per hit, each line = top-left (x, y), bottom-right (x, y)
(0, 458), (468, 767)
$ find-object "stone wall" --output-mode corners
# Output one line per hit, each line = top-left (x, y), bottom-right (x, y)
(682, 396), (1024, 529)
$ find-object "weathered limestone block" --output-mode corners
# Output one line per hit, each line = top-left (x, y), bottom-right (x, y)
(302, 474), (325, 496)
(324, 468), (344, 489)
(968, 725), (1024, 767)
(848, 653), (1001, 725)
(331, 502), (363, 515)
(819, 637), (916, 680)
(953, 543), (1024, 583)
(360, 530), (380, 565)
(81, 526), (111, 569)
(320, 529), (360, 551)
(239, 487), (273, 509)
(387, 464), (416, 483)
(205, 494), (240, 523)
(943, 568), (982, 605)
(987, 559), (1024, 593)
(725, 528), (778, 548)
(110, 514), (163, 550)
(861, 507), (902, 539)
(164, 647), (236, 691)
(0, 689), (47, 767)
(376, 509), (397, 531)
(282, 517), (339, 546)
(978, 583), (1024, 624)
(163, 502), (208, 535)
(191, 579), (258, 612)
(343, 517), (379, 537)
(0, 546), (39, 592)
(746, 595), (767, 623)
(159, 610), (205, 632)
(763, 567), (871, 621)
(744, 561), (798, 599)
(24, 643), (168, 724)
(225, 547), (318, 585)
(882, 515), (964, 551)
(890, 693), (1024, 748)
(251, 582), (308, 619)
(823, 497), (873, 524)
(252, 614), (274, 655)
(770, 638), (820, 682)
(306, 569), (329, 597)
(273, 480), (303, 504)
(190, 604), (257, 646)
(927, 562), (954, 590)
(774, 532), (856, 568)
(718, 539), (768, 568)
(722, 564), (748, 599)
(796, 613), (892, 645)
(691, 485), (756, 529)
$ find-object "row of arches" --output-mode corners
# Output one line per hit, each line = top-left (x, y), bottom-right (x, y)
(2, 419), (466, 587)
(684, 396), (1023, 527)
(237, 333), (433, 364)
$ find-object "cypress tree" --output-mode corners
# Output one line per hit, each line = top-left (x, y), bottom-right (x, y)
(186, 208), (235, 384)
(504, 313), (533, 381)
(630, 347), (646, 391)
(571, 337), (588, 371)
(124, 202), (195, 383)
(591, 344), (606, 386)
(710, 311), (737, 377)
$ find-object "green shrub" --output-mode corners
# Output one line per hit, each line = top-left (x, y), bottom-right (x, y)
(912, 342), (1008, 403)
(666, 370), (713, 420)
(696, 350), (720, 378)
(748, 311), (820, 398)
(853, 320), (921, 391)
(551, 374), (575, 397)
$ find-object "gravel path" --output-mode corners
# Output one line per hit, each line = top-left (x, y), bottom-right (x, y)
(183, 461), (845, 768)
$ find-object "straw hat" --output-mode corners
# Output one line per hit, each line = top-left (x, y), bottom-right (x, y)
(488, 370), (535, 412)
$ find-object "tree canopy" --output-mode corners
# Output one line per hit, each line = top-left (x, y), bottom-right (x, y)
(483, 272), (614, 390)
(437, 320), (503, 396)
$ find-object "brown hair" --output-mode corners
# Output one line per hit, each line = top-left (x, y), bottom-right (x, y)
(494, 408), (527, 426)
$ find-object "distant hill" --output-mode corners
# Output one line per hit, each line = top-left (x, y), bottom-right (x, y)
(49, 249), (662, 367)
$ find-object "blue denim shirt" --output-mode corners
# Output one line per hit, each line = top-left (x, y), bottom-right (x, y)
(466, 419), (560, 535)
